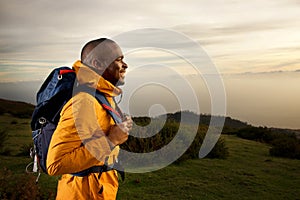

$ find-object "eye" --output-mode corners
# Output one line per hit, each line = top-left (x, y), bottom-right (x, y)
(116, 56), (123, 62)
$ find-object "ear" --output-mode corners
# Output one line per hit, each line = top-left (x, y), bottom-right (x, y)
(92, 59), (105, 73)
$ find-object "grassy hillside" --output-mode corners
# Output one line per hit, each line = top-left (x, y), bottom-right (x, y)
(0, 98), (34, 118)
(0, 112), (299, 199)
(117, 135), (300, 200)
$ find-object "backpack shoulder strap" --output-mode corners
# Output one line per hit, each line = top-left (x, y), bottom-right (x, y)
(73, 84), (123, 124)
(71, 91), (124, 178)
(94, 91), (123, 124)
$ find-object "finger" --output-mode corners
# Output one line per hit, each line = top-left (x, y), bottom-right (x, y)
(122, 114), (130, 121)
(124, 121), (133, 129)
(126, 121), (133, 127)
(118, 123), (131, 133)
(123, 117), (132, 123)
(127, 119), (133, 126)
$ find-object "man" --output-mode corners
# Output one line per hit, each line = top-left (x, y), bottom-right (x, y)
(47, 38), (132, 200)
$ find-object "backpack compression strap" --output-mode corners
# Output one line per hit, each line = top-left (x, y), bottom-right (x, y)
(71, 161), (125, 181)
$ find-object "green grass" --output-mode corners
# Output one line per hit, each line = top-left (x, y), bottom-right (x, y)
(117, 136), (300, 200)
(0, 114), (299, 199)
(0, 115), (32, 155)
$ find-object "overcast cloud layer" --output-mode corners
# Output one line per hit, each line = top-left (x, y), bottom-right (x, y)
(0, 0), (299, 129)
(1, 0), (300, 81)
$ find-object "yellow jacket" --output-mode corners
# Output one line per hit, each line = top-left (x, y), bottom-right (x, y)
(47, 61), (122, 200)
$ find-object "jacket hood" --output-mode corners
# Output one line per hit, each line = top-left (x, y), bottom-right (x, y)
(73, 60), (122, 97)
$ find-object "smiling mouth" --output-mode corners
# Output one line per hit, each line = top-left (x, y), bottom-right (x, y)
(120, 71), (126, 77)
(120, 73), (126, 80)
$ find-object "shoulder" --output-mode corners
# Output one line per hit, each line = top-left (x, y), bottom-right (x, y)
(73, 92), (97, 103)
(61, 92), (103, 114)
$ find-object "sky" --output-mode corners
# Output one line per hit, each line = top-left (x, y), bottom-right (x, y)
(0, 0), (300, 129)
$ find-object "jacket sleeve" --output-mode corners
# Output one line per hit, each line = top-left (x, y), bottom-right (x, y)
(46, 93), (114, 176)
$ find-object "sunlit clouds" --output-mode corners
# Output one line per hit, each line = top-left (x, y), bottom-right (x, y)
(1, 0), (300, 81)
(0, 0), (299, 128)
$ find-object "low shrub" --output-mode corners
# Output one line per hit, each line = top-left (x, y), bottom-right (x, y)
(10, 120), (18, 124)
(0, 148), (12, 156)
(181, 126), (229, 161)
(11, 110), (33, 118)
(0, 130), (8, 153)
(121, 120), (229, 164)
(0, 168), (55, 199)
(206, 137), (229, 159)
(18, 143), (33, 157)
(236, 126), (300, 159)
(237, 126), (269, 141)
(270, 137), (300, 159)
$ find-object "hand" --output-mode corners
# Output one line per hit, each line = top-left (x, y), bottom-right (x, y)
(121, 115), (133, 132)
(107, 116), (133, 146)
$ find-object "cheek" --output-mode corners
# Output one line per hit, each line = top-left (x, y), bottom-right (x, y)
(109, 64), (121, 77)
(114, 63), (122, 72)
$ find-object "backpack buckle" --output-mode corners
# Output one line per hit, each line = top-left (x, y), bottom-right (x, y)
(38, 117), (47, 125)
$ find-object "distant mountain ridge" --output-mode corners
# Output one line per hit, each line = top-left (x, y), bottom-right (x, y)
(0, 98), (299, 137)
(161, 111), (249, 129)
(0, 98), (34, 118)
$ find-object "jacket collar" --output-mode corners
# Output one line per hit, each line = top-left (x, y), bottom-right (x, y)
(72, 60), (122, 97)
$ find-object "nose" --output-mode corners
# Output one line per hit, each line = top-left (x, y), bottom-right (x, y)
(122, 60), (128, 69)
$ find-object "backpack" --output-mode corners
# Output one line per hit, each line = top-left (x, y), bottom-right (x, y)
(28, 66), (123, 182)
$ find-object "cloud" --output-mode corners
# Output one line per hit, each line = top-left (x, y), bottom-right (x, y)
(0, 80), (42, 104)
(171, 15), (300, 72)
(1, 0), (300, 129)
(172, 18), (298, 45)
(1, 0), (300, 81)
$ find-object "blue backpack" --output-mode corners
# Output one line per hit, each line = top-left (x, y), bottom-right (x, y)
(29, 67), (123, 181)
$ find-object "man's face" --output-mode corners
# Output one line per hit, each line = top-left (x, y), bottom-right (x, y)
(102, 55), (128, 86)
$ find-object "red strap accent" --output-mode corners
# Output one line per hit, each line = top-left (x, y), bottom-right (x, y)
(59, 69), (75, 75)
(101, 103), (122, 119)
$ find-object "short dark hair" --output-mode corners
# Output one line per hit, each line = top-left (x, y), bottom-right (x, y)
(80, 38), (121, 71)
(80, 38), (108, 63)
